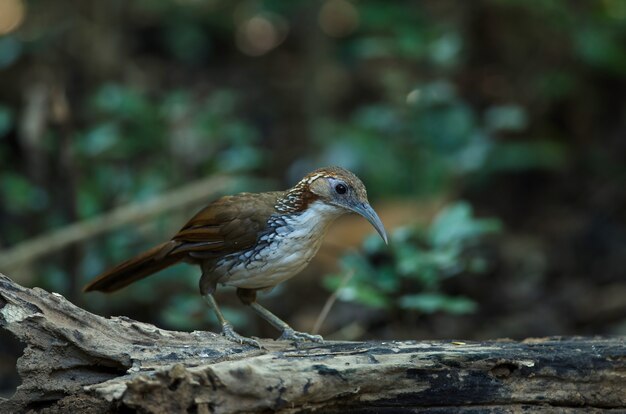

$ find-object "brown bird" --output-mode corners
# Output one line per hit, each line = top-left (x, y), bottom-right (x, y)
(84, 166), (387, 346)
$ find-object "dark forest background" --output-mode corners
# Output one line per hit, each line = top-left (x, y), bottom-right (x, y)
(1, 0), (626, 397)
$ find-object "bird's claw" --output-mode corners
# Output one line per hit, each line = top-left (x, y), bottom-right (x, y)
(221, 323), (262, 348)
(279, 328), (324, 343)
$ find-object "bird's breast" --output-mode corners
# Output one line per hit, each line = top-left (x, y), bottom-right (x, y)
(214, 201), (343, 289)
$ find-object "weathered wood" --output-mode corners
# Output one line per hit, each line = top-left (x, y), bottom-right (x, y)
(0, 273), (624, 413)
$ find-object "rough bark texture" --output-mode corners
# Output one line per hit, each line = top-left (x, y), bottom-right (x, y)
(0, 274), (624, 413)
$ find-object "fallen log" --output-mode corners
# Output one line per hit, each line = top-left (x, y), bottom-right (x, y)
(0, 274), (624, 413)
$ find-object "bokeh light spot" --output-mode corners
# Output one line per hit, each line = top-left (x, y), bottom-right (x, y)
(236, 13), (288, 57)
(319, 0), (359, 38)
(0, 0), (26, 35)
(406, 89), (421, 105)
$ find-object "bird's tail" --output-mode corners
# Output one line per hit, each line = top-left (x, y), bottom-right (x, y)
(84, 241), (181, 293)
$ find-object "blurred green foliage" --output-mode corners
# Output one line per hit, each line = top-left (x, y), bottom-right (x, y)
(77, 85), (264, 213)
(0, 0), (624, 336)
(317, 81), (567, 198)
(324, 201), (501, 314)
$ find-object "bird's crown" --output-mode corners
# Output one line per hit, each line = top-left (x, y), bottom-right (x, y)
(276, 166), (367, 212)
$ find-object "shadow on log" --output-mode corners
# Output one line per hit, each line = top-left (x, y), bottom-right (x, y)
(0, 274), (624, 413)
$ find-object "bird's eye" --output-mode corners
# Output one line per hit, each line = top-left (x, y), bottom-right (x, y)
(335, 183), (347, 194)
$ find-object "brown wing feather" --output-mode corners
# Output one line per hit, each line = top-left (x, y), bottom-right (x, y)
(84, 191), (283, 293)
(171, 191), (282, 257)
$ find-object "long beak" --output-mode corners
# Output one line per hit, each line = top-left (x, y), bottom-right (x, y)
(351, 202), (389, 245)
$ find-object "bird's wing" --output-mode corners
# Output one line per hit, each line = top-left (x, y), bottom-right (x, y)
(170, 191), (283, 257)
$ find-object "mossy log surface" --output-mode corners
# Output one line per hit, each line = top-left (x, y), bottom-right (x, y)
(0, 274), (624, 413)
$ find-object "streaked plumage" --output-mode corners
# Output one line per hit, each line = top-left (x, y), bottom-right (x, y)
(84, 166), (387, 345)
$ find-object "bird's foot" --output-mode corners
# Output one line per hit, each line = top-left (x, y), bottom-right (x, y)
(278, 328), (324, 343)
(221, 323), (262, 348)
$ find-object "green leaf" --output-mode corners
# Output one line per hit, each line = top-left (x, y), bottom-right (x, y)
(163, 21), (211, 64)
(92, 84), (151, 119)
(484, 105), (528, 132)
(363, 233), (387, 254)
(376, 266), (401, 292)
(399, 293), (477, 314)
(428, 32), (462, 68)
(322, 275), (344, 291)
(575, 27), (626, 76)
(79, 123), (120, 156)
(323, 273), (391, 309)
(0, 173), (49, 213)
(429, 201), (501, 248)
(337, 284), (390, 309)
(338, 253), (375, 281)
(486, 140), (569, 172)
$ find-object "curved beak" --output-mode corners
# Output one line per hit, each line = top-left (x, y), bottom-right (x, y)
(350, 202), (388, 245)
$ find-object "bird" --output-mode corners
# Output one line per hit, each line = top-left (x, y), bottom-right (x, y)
(84, 166), (388, 346)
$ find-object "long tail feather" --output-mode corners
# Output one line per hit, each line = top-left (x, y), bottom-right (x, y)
(84, 241), (181, 293)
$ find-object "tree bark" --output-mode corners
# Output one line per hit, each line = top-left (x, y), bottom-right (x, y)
(0, 274), (624, 413)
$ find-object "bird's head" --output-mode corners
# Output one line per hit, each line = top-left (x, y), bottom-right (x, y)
(294, 166), (388, 244)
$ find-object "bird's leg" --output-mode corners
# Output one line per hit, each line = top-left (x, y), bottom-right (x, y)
(202, 293), (260, 348)
(237, 288), (323, 343)
(250, 302), (324, 343)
